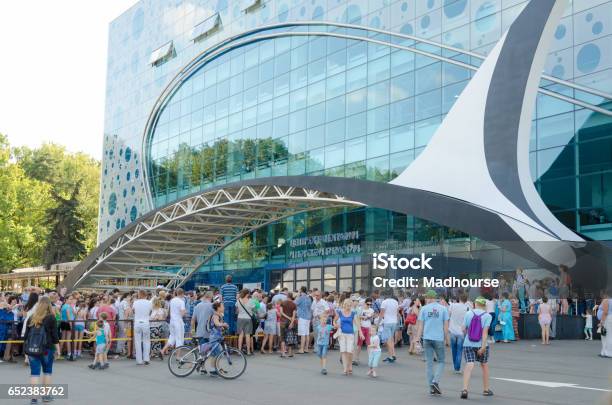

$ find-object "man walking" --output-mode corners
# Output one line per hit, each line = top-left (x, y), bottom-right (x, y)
(416, 290), (449, 396)
(449, 294), (469, 374)
(380, 294), (399, 362)
(132, 290), (153, 365)
(461, 296), (493, 399)
(220, 275), (238, 334)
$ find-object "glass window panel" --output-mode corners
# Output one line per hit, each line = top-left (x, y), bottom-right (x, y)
(391, 50), (415, 76)
(390, 150), (415, 177)
(347, 42), (367, 68)
(537, 113), (575, 150)
(415, 116), (441, 148)
(307, 147), (325, 172)
(368, 56), (391, 84)
(289, 109), (307, 133)
(291, 44), (308, 70)
(296, 268), (307, 280)
(326, 96), (346, 122)
(580, 172), (612, 209)
(339, 279), (352, 291)
(367, 105), (390, 134)
(347, 88), (367, 115)
(367, 81), (390, 109)
(442, 81), (467, 114)
(347, 64), (367, 91)
(291, 65), (308, 90)
(326, 72), (346, 99)
(538, 145), (576, 179)
(326, 119), (345, 145)
(289, 130), (306, 154)
(346, 136), (366, 163)
(367, 130), (390, 159)
(390, 124), (414, 152)
(310, 267), (322, 280)
(540, 178), (577, 211)
(325, 143), (344, 168)
(346, 112), (367, 139)
(415, 89), (441, 121)
(307, 102), (326, 128)
(275, 51), (291, 76)
(308, 81), (326, 105)
(327, 49), (347, 75)
(390, 98), (415, 128)
(290, 87), (307, 111)
(284, 269), (295, 282)
(339, 265), (352, 278)
(367, 155), (390, 181)
(390, 72), (414, 102)
(308, 58), (326, 84)
(307, 125), (325, 149)
(416, 62), (442, 94)
(579, 137), (612, 175)
(275, 72), (290, 96)
(309, 37), (326, 61)
(260, 60), (274, 82)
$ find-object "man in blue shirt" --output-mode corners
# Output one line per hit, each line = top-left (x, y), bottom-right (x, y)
(416, 290), (449, 396)
(219, 275), (238, 334)
(461, 296), (493, 399)
(295, 287), (312, 353)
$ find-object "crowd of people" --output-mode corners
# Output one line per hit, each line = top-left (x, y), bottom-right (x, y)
(0, 270), (611, 402)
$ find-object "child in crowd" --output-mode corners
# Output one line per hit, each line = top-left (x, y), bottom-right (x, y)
(86, 319), (110, 370)
(583, 309), (593, 340)
(261, 303), (277, 354)
(315, 314), (332, 375)
(367, 324), (381, 378)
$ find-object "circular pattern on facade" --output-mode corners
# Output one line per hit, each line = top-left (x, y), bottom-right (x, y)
(108, 192), (117, 215)
(576, 43), (601, 73)
(443, 0), (466, 19)
(555, 24), (566, 40)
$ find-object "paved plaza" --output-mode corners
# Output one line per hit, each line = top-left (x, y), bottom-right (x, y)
(0, 340), (610, 405)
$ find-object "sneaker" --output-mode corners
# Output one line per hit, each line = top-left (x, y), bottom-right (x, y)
(101, 363), (109, 369)
(430, 385), (437, 395)
(30, 399), (38, 404)
(383, 357), (393, 362)
(460, 390), (468, 399)
(454, 370), (462, 375)
(321, 368), (327, 375)
(42, 395), (54, 402)
(144, 361), (150, 365)
(88, 363), (97, 369)
(432, 382), (442, 395)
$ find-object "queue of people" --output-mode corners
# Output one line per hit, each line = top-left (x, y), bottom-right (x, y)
(0, 276), (611, 402)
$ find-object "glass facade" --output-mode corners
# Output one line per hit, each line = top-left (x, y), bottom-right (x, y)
(101, 0), (612, 288)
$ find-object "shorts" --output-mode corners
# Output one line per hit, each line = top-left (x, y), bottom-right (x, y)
(74, 324), (84, 332)
(338, 333), (355, 353)
(383, 323), (396, 338)
(358, 326), (370, 346)
(29, 348), (55, 376)
(316, 343), (328, 359)
(464, 346), (490, 364)
(96, 344), (107, 355)
(298, 318), (310, 336)
(59, 321), (71, 331)
(237, 318), (253, 335)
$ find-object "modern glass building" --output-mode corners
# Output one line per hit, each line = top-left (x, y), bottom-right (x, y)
(99, 0), (611, 291)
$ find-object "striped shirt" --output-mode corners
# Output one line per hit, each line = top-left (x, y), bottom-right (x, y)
(220, 283), (238, 304)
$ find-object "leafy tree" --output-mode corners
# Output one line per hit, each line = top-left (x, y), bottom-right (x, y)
(43, 183), (86, 268)
(0, 134), (52, 273)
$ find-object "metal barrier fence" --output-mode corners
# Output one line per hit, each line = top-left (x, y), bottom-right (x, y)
(0, 319), (244, 355)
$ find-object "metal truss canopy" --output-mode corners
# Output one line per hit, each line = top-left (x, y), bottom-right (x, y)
(64, 184), (363, 289)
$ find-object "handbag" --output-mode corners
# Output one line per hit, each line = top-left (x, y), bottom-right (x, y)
(239, 300), (258, 333)
(494, 324), (502, 332)
(601, 326), (607, 336)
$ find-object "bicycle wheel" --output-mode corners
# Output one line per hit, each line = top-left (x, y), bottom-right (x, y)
(168, 346), (198, 377)
(215, 347), (247, 379)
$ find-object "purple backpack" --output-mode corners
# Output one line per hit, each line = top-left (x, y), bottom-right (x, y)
(467, 311), (483, 342)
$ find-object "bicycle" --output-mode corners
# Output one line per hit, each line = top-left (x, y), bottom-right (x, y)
(168, 336), (247, 379)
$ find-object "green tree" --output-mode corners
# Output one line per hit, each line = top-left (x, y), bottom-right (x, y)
(43, 183), (86, 267)
(0, 134), (52, 273)
(13, 143), (100, 252)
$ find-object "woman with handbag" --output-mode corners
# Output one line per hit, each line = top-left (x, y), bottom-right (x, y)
(599, 291), (612, 358)
(237, 289), (255, 356)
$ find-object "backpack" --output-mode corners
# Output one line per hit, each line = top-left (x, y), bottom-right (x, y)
(25, 324), (47, 357)
(467, 311), (484, 342)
